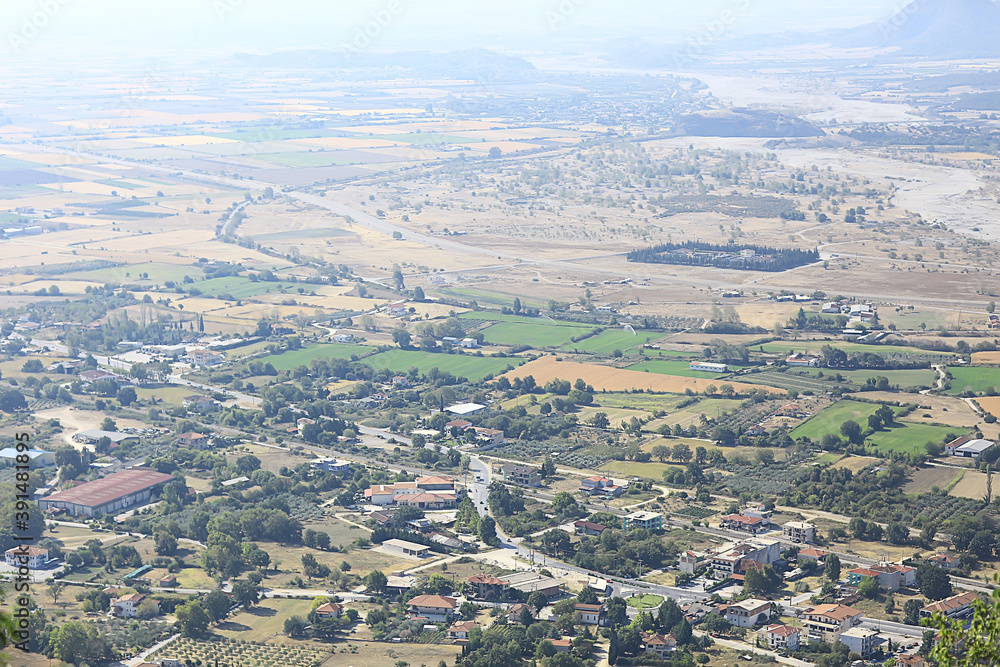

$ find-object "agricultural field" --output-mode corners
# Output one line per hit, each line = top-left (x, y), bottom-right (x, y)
(561, 329), (664, 355)
(152, 635), (330, 667)
(214, 598), (316, 642)
(362, 349), (524, 381)
(504, 356), (783, 395)
(265, 344), (375, 370)
(790, 400), (891, 441)
(866, 422), (958, 454)
(790, 367), (937, 389)
(739, 369), (851, 394)
(192, 276), (305, 299)
(626, 359), (736, 379)
(947, 365), (1000, 395)
(482, 320), (595, 347)
(905, 466), (965, 495)
(829, 456), (880, 472)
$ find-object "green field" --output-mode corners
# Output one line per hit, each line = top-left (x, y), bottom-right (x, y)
(193, 276), (302, 299)
(947, 366), (1000, 395)
(265, 344), (374, 370)
(362, 349), (524, 381)
(758, 340), (947, 358)
(61, 263), (200, 284)
(791, 367), (936, 388)
(459, 312), (590, 326)
(562, 329), (663, 355)
(482, 321), (595, 348)
(626, 359), (734, 378)
(866, 422), (958, 454)
(600, 460), (685, 479)
(790, 400), (888, 441)
(377, 133), (478, 145)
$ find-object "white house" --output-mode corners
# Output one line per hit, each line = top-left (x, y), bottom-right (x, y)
(333, 333), (354, 343)
(4, 546), (49, 569)
(689, 361), (728, 373)
(111, 593), (155, 618)
(839, 627), (878, 658)
(783, 521), (817, 544)
(575, 603), (605, 625)
(761, 624), (801, 652)
(407, 594), (456, 622)
(945, 437), (995, 459)
(725, 598), (772, 628)
(448, 620), (478, 644)
(315, 602), (343, 619)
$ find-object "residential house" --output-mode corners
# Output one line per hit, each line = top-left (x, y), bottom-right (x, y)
(397, 492), (457, 510)
(175, 432), (210, 449)
(449, 620), (478, 644)
(507, 603), (535, 624)
(785, 353), (820, 367)
(310, 457), (352, 474)
(783, 521), (817, 543)
(573, 520), (608, 537)
(471, 427), (505, 447)
(382, 539), (431, 559)
(445, 419), (473, 434)
(800, 604), (864, 643)
(111, 593), (155, 618)
(4, 546), (49, 569)
(761, 625), (801, 652)
(549, 639), (573, 653)
(929, 553), (961, 569)
(392, 375), (409, 388)
(575, 603), (605, 625)
(839, 627), (878, 658)
(920, 591), (979, 620)
(679, 550), (705, 575)
(501, 463), (542, 487)
(720, 514), (767, 535)
(315, 602), (343, 619)
(847, 563), (915, 592)
(333, 333), (354, 343)
(897, 655), (926, 667)
(797, 548), (829, 564)
(460, 338), (479, 349)
(623, 511), (663, 531)
(708, 539), (781, 579)
(158, 575), (177, 587)
(388, 305), (408, 317)
(183, 395), (221, 412)
(579, 476), (613, 494)
(385, 575), (415, 599)
(407, 594), (457, 622)
(725, 598), (772, 628)
(187, 350), (225, 367)
(468, 574), (508, 599)
(79, 369), (121, 385)
(642, 633), (677, 657)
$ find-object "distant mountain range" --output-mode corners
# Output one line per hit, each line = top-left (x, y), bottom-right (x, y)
(839, 0), (1000, 58)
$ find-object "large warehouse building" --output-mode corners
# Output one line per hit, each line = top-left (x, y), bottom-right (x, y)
(38, 467), (176, 517)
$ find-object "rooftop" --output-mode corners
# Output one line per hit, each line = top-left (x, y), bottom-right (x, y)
(408, 594), (457, 609)
(42, 467), (175, 509)
(921, 591), (979, 614)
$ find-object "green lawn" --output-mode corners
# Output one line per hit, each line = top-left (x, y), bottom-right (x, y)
(947, 366), (1000, 395)
(790, 400), (888, 441)
(562, 329), (663, 355)
(600, 460), (684, 479)
(866, 422), (958, 454)
(265, 344), (374, 371)
(362, 349), (524, 381)
(813, 452), (845, 466)
(792, 367), (937, 389)
(627, 594), (664, 609)
(626, 359), (735, 378)
(482, 321), (595, 348)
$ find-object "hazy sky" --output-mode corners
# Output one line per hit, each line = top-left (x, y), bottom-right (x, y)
(2, 0), (918, 60)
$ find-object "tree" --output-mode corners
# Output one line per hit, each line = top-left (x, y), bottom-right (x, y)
(591, 412), (609, 429)
(904, 598), (922, 626)
(928, 575), (1000, 666)
(849, 517), (868, 540)
(488, 146), (503, 158)
(826, 553), (841, 581)
(886, 521), (909, 545)
(284, 615), (309, 637)
(204, 589), (231, 623)
(117, 386), (137, 407)
(154, 530), (177, 556)
(176, 600), (211, 638)
(840, 420), (863, 445)
(478, 515), (498, 545)
(671, 443), (692, 462)
(528, 591), (548, 612)
(551, 492), (579, 515)
(364, 569), (388, 594)
(392, 329), (411, 348)
(232, 579), (260, 608)
(413, 286), (425, 301)
(917, 562), (953, 600)
(858, 577), (881, 599)
(541, 456), (556, 477)
(100, 416), (117, 432)
(744, 565), (782, 596)
(47, 582), (65, 605)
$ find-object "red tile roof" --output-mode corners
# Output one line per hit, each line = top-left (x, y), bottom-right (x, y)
(43, 468), (175, 509)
